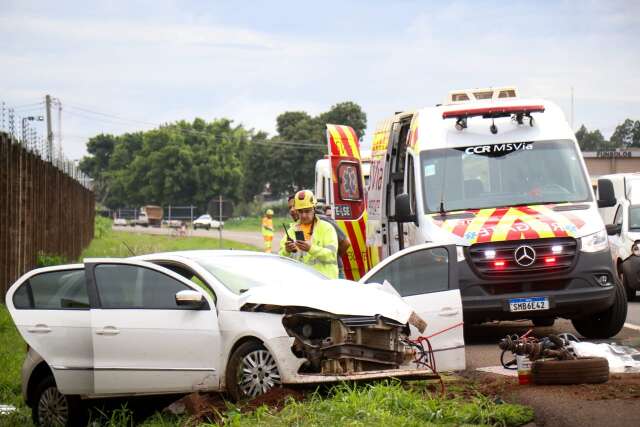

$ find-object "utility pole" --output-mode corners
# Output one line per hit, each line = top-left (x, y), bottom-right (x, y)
(218, 195), (223, 248)
(570, 86), (574, 131)
(45, 94), (53, 161)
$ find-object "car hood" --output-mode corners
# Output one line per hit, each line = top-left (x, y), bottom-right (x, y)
(238, 279), (414, 324)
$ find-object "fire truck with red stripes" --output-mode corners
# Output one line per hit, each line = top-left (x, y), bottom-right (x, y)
(316, 87), (627, 339)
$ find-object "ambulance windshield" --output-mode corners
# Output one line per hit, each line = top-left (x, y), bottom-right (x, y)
(420, 140), (591, 213)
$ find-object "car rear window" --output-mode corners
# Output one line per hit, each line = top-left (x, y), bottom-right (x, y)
(13, 269), (89, 310)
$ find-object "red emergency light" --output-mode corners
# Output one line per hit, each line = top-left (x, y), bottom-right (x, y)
(442, 105), (545, 120)
(494, 260), (506, 269)
(544, 257), (556, 264)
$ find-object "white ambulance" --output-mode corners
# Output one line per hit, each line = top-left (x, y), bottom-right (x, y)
(319, 87), (627, 339)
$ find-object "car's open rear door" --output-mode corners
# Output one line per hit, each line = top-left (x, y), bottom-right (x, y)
(325, 124), (377, 280)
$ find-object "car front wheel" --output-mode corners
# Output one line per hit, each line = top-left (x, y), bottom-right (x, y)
(32, 375), (85, 427)
(225, 341), (282, 401)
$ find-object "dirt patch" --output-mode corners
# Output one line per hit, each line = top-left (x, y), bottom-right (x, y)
(464, 371), (640, 401)
(169, 387), (308, 424)
(461, 371), (640, 427)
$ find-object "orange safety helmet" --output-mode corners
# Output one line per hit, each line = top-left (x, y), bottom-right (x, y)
(293, 190), (317, 210)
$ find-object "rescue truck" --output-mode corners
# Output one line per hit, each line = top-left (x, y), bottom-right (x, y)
(316, 87), (627, 339)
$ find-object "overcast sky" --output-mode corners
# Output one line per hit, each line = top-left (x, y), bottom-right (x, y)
(1, 0), (639, 160)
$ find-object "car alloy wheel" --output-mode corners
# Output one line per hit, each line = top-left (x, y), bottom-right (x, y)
(38, 386), (69, 426)
(238, 349), (281, 398)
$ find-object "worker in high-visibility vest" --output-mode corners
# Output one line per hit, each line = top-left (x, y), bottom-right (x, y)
(261, 209), (274, 253)
(280, 190), (339, 279)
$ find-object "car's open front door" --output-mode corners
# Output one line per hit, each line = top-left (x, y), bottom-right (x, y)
(360, 244), (465, 371)
(325, 124), (375, 280)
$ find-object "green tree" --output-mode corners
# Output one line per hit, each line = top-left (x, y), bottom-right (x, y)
(610, 119), (640, 148)
(575, 125), (606, 151)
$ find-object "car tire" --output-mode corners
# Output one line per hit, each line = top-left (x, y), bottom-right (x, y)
(620, 269), (637, 302)
(32, 375), (86, 427)
(571, 278), (627, 339)
(206, 225), (211, 231)
(225, 341), (282, 402)
(532, 317), (555, 327)
(532, 357), (609, 385)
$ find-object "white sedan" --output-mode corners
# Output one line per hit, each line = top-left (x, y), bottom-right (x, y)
(192, 214), (223, 230)
(6, 245), (465, 425)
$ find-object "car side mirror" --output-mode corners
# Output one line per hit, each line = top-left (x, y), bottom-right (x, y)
(395, 193), (417, 224)
(175, 290), (205, 308)
(605, 223), (622, 236)
(597, 178), (616, 208)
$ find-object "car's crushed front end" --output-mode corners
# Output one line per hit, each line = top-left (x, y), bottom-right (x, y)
(238, 280), (438, 384)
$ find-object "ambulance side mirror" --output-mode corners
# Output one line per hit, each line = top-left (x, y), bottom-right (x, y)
(395, 193), (416, 224)
(597, 179), (616, 208)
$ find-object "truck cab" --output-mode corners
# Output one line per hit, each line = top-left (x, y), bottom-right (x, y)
(598, 173), (640, 301)
(318, 87), (627, 339)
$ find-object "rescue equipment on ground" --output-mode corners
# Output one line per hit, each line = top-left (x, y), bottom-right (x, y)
(498, 330), (609, 385)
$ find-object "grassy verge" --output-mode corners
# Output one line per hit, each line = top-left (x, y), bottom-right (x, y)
(223, 216), (289, 232)
(81, 230), (257, 258)
(0, 304), (33, 425)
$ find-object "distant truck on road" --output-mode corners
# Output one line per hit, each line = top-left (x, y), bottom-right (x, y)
(131, 205), (163, 227)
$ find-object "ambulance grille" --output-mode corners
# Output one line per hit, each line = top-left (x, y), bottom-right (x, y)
(468, 238), (577, 278)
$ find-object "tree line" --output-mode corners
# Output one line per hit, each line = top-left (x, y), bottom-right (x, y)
(79, 102), (366, 209)
(80, 107), (637, 210)
(576, 119), (640, 151)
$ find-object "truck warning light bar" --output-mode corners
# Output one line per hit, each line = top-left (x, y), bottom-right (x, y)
(443, 105), (546, 133)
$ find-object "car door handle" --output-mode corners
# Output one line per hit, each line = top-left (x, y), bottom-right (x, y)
(96, 326), (120, 336)
(439, 308), (459, 317)
(27, 324), (51, 333)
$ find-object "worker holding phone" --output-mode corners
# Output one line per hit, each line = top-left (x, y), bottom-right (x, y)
(280, 189), (339, 279)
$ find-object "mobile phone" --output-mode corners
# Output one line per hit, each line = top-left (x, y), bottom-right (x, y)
(295, 230), (305, 241)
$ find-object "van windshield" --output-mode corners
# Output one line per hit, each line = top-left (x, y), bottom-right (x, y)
(420, 140), (591, 213)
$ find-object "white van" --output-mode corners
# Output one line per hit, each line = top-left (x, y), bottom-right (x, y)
(318, 87), (627, 339)
(597, 173), (640, 301)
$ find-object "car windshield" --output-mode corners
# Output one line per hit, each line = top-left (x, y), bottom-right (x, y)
(420, 139), (591, 213)
(198, 215), (211, 220)
(629, 206), (640, 231)
(194, 255), (327, 294)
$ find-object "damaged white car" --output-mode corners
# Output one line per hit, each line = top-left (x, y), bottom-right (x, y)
(5, 244), (465, 425)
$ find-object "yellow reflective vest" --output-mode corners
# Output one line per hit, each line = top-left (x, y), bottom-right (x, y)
(279, 217), (339, 279)
(261, 217), (274, 237)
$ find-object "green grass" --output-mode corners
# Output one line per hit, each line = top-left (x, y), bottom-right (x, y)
(80, 230), (257, 259)
(223, 216), (290, 232)
(0, 303), (34, 425)
(216, 382), (534, 427)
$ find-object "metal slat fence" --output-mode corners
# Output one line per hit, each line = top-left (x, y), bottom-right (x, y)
(0, 131), (94, 301)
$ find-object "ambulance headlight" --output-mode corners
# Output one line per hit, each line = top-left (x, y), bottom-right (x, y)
(580, 229), (609, 253)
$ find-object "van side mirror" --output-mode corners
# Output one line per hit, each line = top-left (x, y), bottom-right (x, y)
(395, 193), (417, 223)
(606, 223), (622, 236)
(597, 179), (616, 208)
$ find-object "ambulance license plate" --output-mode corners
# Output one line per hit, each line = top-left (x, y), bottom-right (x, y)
(509, 297), (549, 312)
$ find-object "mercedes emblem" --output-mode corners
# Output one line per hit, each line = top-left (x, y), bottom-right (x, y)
(514, 245), (536, 267)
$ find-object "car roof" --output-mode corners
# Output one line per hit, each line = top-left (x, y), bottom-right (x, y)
(133, 249), (277, 261)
